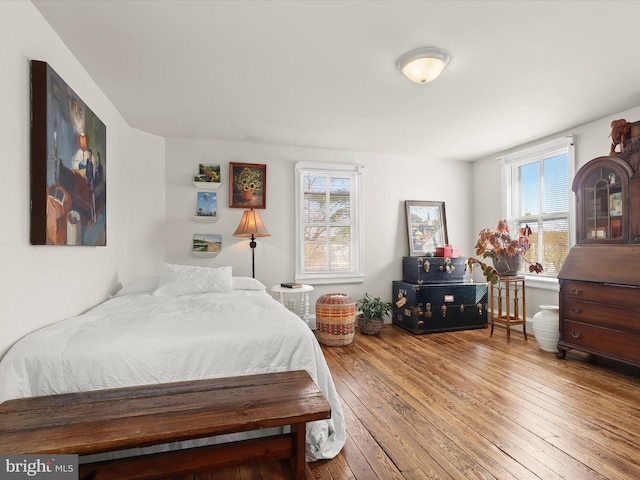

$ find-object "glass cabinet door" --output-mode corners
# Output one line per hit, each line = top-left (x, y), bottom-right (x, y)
(581, 166), (624, 241)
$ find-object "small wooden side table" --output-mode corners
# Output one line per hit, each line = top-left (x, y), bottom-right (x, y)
(271, 285), (314, 325)
(489, 275), (527, 342)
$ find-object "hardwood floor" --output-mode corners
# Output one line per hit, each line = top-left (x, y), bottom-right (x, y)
(191, 324), (640, 479)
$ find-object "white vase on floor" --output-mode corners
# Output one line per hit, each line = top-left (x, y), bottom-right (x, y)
(532, 305), (560, 352)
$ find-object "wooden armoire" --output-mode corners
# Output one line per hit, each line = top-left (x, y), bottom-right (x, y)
(557, 133), (640, 367)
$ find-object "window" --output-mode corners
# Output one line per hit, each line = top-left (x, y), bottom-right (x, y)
(501, 137), (575, 278)
(294, 162), (364, 284)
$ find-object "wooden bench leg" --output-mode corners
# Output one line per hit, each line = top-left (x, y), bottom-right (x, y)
(291, 422), (306, 480)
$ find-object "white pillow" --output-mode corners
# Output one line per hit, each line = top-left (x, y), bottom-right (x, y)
(114, 276), (159, 297)
(153, 264), (232, 296)
(232, 276), (267, 291)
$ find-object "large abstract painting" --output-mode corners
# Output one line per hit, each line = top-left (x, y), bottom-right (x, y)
(30, 60), (107, 246)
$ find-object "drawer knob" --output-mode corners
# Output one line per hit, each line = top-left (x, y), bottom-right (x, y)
(571, 288), (583, 295)
(571, 330), (583, 339)
(571, 308), (582, 314)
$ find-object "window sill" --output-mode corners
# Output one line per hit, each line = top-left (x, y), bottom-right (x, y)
(522, 275), (559, 291)
(295, 274), (365, 285)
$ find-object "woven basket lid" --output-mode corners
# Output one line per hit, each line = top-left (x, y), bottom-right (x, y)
(316, 293), (354, 305)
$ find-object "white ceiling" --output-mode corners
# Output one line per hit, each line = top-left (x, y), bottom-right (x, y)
(32, 0), (640, 162)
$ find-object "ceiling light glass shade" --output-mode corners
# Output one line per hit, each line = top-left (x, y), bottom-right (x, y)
(397, 47), (450, 84)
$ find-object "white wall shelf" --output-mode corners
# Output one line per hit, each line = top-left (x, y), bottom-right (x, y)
(192, 216), (219, 223)
(192, 251), (220, 258)
(193, 181), (221, 190)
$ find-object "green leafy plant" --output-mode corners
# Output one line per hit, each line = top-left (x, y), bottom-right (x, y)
(357, 293), (392, 323)
(467, 219), (543, 284)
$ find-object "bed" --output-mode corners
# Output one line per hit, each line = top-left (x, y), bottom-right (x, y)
(0, 264), (346, 462)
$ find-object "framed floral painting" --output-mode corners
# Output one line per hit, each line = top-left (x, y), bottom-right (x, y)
(229, 162), (266, 208)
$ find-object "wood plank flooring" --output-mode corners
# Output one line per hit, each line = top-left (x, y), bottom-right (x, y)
(188, 324), (640, 479)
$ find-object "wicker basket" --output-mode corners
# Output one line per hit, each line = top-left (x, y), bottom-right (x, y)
(358, 317), (383, 335)
(315, 293), (357, 346)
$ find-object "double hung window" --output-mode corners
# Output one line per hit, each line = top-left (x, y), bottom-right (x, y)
(501, 137), (575, 277)
(294, 162), (364, 284)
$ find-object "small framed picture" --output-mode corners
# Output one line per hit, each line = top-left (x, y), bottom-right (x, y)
(194, 164), (220, 183)
(229, 162), (266, 209)
(405, 200), (449, 256)
(196, 191), (217, 217)
(192, 233), (222, 255)
(609, 192), (622, 217)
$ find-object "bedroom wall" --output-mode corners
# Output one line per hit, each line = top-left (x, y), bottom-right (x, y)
(0, 1), (166, 356)
(471, 105), (640, 317)
(7, 3), (637, 357)
(165, 138), (475, 311)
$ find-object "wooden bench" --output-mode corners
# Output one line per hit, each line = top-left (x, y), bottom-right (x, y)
(0, 370), (330, 480)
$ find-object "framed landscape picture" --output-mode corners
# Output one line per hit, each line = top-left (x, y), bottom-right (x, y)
(196, 191), (217, 217)
(194, 163), (220, 183)
(192, 233), (222, 257)
(405, 200), (448, 256)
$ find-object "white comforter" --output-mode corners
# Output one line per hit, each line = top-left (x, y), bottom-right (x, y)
(0, 289), (345, 461)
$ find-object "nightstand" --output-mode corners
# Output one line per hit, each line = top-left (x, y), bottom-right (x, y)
(271, 285), (314, 324)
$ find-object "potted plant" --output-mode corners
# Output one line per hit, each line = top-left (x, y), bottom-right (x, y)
(357, 293), (392, 335)
(467, 219), (543, 284)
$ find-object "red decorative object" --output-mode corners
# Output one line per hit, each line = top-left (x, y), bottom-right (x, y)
(435, 245), (460, 257)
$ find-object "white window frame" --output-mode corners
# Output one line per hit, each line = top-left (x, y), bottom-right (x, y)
(500, 136), (575, 289)
(294, 161), (364, 285)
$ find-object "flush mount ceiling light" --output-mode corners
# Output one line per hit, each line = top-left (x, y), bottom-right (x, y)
(396, 47), (450, 84)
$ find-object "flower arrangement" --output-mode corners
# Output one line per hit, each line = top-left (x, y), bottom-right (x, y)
(235, 167), (263, 193)
(467, 219), (543, 284)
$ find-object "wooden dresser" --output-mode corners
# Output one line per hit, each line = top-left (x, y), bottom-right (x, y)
(557, 245), (640, 367)
(557, 135), (640, 367)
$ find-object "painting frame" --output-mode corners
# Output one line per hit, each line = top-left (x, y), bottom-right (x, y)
(609, 192), (622, 217)
(194, 163), (220, 183)
(30, 60), (107, 246)
(229, 162), (266, 209)
(192, 233), (222, 257)
(405, 200), (449, 256)
(196, 191), (217, 217)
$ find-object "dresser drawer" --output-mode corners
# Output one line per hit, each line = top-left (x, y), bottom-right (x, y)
(563, 298), (640, 333)
(562, 320), (640, 365)
(562, 281), (640, 308)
